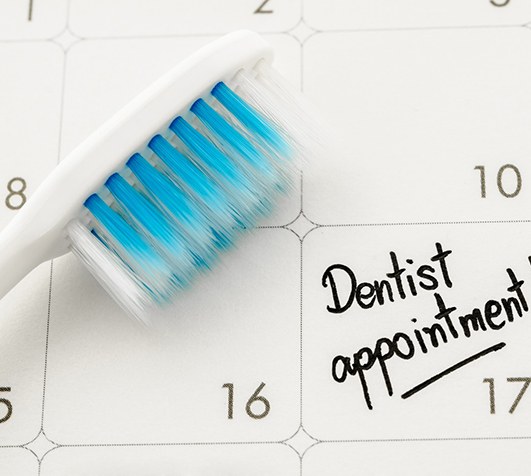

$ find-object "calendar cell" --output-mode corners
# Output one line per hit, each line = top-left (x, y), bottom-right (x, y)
(303, 224), (531, 440)
(61, 34), (301, 225)
(303, 440), (531, 475)
(303, 29), (531, 225)
(304, 0), (531, 31)
(0, 0), (67, 40)
(0, 448), (38, 475)
(0, 43), (63, 230)
(44, 229), (300, 444)
(70, 0), (301, 38)
(0, 263), (51, 445)
(41, 444), (298, 475)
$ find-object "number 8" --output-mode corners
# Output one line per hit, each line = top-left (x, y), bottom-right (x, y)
(5, 178), (27, 210)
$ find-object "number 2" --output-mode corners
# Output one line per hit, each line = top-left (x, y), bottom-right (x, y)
(254, 0), (273, 14)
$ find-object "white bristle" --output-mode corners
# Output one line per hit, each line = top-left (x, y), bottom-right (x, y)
(67, 220), (155, 323)
(236, 61), (322, 160)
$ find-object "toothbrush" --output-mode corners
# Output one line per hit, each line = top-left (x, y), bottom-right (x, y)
(0, 30), (313, 322)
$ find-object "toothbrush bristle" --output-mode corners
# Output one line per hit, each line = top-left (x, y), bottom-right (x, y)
(67, 62), (314, 322)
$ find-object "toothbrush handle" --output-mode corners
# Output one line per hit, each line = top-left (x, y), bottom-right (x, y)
(0, 224), (45, 300)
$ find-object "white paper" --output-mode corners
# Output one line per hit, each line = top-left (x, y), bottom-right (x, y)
(1, 1), (530, 474)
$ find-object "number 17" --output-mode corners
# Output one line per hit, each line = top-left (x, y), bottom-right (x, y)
(483, 377), (531, 414)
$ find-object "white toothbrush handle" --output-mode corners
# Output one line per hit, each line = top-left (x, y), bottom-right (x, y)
(0, 225), (39, 299)
(0, 209), (65, 299)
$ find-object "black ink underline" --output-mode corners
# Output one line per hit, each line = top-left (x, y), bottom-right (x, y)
(401, 342), (506, 400)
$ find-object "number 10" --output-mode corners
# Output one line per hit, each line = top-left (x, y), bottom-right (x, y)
(474, 164), (522, 198)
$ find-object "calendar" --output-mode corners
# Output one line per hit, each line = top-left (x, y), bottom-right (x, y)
(1, 0), (531, 474)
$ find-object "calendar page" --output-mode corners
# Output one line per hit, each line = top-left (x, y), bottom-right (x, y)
(1, 0), (531, 474)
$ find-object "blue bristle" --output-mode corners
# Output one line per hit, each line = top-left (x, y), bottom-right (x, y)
(148, 135), (234, 221)
(84, 194), (169, 280)
(148, 134), (241, 242)
(211, 82), (289, 154)
(127, 153), (218, 262)
(127, 153), (207, 235)
(170, 116), (266, 222)
(191, 99), (272, 175)
(191, 98), (283, 202)
(170, 117), (252, 189)
(105, 174), (192, 276)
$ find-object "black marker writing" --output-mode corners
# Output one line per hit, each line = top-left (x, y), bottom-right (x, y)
(331, 268), (527, 410)
(323, 243), (452, 314)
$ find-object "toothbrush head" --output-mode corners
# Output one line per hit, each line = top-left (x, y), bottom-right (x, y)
(0, 31), (317, 322)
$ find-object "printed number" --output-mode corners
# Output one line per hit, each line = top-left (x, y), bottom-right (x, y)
(483, 378), (496, 414)
(222, 383), (234, 419)
(490, 0), (510, 6)
(254, 0), (273, 14)
(507, 378), (531, 414)
(5, 178), (27, 210)
(474, 165), (521, 198)
(222, 382), (270, 420)
(483, 377), (531, 414)
(0, 388), (12, 424)
(246, 382), (270, 419)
